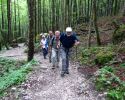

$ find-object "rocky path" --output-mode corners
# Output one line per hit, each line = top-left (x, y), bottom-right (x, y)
(0, 45), (105, 100)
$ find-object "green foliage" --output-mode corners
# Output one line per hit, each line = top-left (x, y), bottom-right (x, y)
(95, 66), (125, 100)
(24, 43), (41, 53)
(0, 57), (37, 96)
(107, 89), (125, 100)
(103, 66), (114, 72)
(80, 47), (115, 66)
(95, 50), (114, 65)
(34, 43), (41, 53)
(120, 63), (125, 68)
(17, 37), (26, 43)
(0, 57), (26, 76)
(95, 66), (115, 91)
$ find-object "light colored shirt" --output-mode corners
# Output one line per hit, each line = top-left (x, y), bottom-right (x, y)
(41, 39), (47, 48)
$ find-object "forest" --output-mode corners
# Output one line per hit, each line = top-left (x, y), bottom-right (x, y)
(0, 0), (125, 100)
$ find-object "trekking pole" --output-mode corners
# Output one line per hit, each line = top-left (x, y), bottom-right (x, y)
(76, 46), (77, 60)
(74, 46), (78, 66)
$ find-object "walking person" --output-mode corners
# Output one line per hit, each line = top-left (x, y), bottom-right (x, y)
(47, 31), (54, 63)
(40, 35), (48, 59)
(60, 27), (80, 77)
(50, 31), (60, 69)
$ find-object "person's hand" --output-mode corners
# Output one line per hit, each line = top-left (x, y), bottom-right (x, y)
(57, 44), (60, 49)
(57, 42), (60, 49)
(74, 41), (80, 46)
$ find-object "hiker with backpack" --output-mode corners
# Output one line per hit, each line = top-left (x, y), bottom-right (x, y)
(47, 31), (54, 63)
(60, 27), (80, 77)
(50, 31), (60, 69)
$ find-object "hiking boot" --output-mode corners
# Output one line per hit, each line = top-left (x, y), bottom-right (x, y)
(56, 65), (59, 68)
(56, 62), (59, 68)
(61, 72), (65, 77)
(52, 65), (55, 69)
(65, 71), (69, 74)
(49, 60), (51, 63)
(44, 56), (46, 59)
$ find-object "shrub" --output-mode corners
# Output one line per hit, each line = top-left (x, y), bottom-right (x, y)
(80, 47), (115, 66)
(95, 50), (114, 65)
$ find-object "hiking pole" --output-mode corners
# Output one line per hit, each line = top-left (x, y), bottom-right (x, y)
(74, 46), (78, 66)
(76, 46), (77, 60)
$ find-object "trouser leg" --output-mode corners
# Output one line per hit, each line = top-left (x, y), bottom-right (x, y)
(65, 49), (69, 73)
(43, 48), (47, 59)
(61, 47), (69, 73)
(51, 48), (57, 68)
(49, 51), (52, 63)
(56, 49), (60, 67)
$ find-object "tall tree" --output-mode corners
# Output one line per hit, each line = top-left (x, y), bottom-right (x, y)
(52, 0), (55, 32)
(17, 0), (21, 37)
(122, 2), (125, 16)
(7, 0), (11, 44)
(34, 0), (37, 42)
(27, 0), (35, 61)
(14, 0), (17, 38)
(93, 0), (101, 46)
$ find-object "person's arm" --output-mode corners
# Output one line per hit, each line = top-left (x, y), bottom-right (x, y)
(73, 33), (80, 46)
(73, 32), (79, 41)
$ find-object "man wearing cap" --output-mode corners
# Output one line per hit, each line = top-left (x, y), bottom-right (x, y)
(60, 27), (80, 77)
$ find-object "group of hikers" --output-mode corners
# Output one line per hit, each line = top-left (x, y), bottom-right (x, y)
(40, 27), (80, 77)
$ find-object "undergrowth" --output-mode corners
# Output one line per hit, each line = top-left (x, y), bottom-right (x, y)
(0, 57), (37, 96)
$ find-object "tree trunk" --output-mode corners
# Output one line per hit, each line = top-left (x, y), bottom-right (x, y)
(7, 0), (11, 48)
(14, 0), (17, 38)
(17, 0), (21, 38)
(114, 0), (118, 15)
(34, 0), (37, 42)
(42, 0), (45, 32)
(1, 0), (4, 30)
(88, 19), (92, 48)
(123, 2), (125, 16)
(52, 0), (55, 32)
(93, 0), (101, 46)
(27, 0), (35, 61)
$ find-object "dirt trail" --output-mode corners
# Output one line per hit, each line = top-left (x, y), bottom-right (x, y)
(0, 45), (105, 100)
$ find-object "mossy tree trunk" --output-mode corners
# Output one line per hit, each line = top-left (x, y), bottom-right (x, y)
(93, 0), (101, 46)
